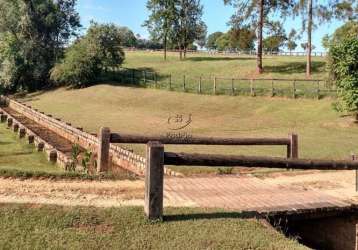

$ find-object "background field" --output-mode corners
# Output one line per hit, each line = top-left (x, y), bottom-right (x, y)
(115, 51), (332, 98)
(22, 83), (358, 175)
(123, 51), (327, 79)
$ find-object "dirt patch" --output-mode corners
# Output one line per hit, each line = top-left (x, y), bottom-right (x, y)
(3, 107), (79, 156)
(0, 178), (144, 207)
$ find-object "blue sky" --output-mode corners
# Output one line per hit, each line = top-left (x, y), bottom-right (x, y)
(77, 0), (344, 51)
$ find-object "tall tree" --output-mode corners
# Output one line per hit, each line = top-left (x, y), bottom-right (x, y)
(293, 0), (358, 77)
(286, 29), (298, 52)
(224, 0), (293, 74)
(229, 26), (256, 51)
(144, 0), (176, 60)
(206, 32), (224, 49)
(0, 0), (80, 91)
(118, 27), (137, 47)
(174, 0), (207, 59)
(263, 21), (286, 52)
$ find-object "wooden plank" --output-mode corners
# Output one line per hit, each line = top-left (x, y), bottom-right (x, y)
(110, 133), (290, 145)
(164, 152), (358, 170)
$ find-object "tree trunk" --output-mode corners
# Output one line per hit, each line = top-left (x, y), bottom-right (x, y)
(306, 0), (313, 77)
(256, 0), (264, 74)
(184, 45), (187, 59)
(164, 33), (167, 61)
(179, 43), (183, 60)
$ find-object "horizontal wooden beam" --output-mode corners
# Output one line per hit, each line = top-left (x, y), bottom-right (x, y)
(110, 133), (290, 145)
(164, 152), (358, 170)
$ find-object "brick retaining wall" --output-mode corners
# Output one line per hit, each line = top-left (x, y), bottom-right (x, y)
(0, 96), (179, 176)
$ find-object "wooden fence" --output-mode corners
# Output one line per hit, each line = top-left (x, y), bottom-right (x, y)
(96, 128), (301, 219)
(124, 48), (327, 57)
(114, 69), (335, 99)
(96, 128), (299, 173)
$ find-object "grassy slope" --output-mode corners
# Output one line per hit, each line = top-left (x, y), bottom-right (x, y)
(0, 204), (307, 249)
(22, 85), (358, 174)
(0, 123), (63, 173)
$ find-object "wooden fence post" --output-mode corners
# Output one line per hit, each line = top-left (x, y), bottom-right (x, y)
(7, 118), (13, 128)
(28, 135), (35, 144)
(19, 128), (26, 139)
(288, 133), (298, 159)
(183, 75), (186, 91)
(169, 74), (172, 90)
(213, 77), (217, 95)
(1, 114), (7, 123)
(145, 141), (164, 220)
(13, 123), (19, 133)
(97, 127), (111, 173)
(37, 142), (44, 152)
(250, 79), (255, 97)
(316, 81), (320, 99)
(231, 78), (235, 95)
(49, 150), (57, 163)
(292, 80), (296, 99)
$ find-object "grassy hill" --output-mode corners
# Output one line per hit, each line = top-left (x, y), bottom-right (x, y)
(0, 204), (307, 249)
(22, 84), (358, 174)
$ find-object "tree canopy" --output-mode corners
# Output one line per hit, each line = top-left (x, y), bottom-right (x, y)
(0, 0), (80, 92)
(51, 22), (125, 88)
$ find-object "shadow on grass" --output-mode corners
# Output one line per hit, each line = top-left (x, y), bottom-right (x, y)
(99, 67), (165, 88)
(186, 56), (255, 62)
(0, 152), (33, 157)
(164, 211), (261, 222)
(264, 61), (326, 74)
(0, 142), (12, 146)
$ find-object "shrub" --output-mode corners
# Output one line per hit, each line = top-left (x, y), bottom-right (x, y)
(51, 22), (125, 88)
(51, 41), (100, 87)
(330, 38), (358, 115)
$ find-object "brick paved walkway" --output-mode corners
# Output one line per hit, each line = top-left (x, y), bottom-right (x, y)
(164, 171), (358, 213)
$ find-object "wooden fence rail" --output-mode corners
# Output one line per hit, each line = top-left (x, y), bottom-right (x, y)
(110, 133), (292, 145)
(145, 142), (358, 220)
(164, 152), (358, 170)
(97, 128), (298, 172)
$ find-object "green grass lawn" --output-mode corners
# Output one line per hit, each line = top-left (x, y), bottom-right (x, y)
(123, 51), (327, 80)
(117, 51), (331, 98)
(0, 123), (63, 174)
(21, 84), (358, 175)
(0, 204), (307, 249)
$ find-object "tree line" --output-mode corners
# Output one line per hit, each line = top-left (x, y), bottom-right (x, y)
(146, 0), (357, 76)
